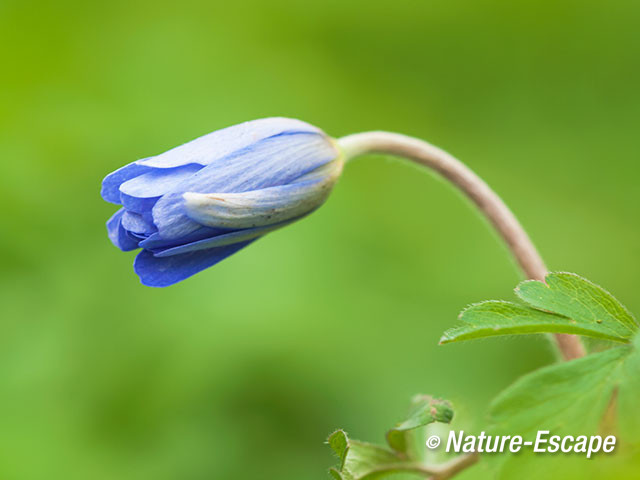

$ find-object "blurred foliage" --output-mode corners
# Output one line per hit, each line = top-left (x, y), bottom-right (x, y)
(0, 0), (639, 479)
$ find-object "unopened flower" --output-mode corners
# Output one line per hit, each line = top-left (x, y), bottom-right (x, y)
(102, 118), (343, 287)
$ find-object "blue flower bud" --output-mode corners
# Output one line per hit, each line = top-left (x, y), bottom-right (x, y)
(102, 118), (343, 287)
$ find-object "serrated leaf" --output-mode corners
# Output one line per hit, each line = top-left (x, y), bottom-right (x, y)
(515, 272), (637, 339)
(327, 396), (455, 479)
(441, 272), (637, 344)
(441, 301), (631, 344)
(386, 395), (453, 454)
(488, 336), (640, 478)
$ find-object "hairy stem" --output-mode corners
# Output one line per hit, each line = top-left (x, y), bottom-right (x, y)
(337, 131), (585, 361)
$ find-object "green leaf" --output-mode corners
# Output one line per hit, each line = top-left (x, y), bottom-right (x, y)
(327, 396), (455, 479)
(328, 430), (405, 480)
(441, 272), (637, 344)
(488, 336), (640, 478)
(441, 301), (631, 344)
(386, 395), (453, 454)
(328, 469), (344, 480)
(491, 346), (630, 434)
(515, 272), (637, 338)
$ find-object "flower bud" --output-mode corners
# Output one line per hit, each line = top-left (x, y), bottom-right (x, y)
(101, 118), (343, 287)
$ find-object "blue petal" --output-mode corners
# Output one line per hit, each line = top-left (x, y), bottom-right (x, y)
(152, 132), (338, 240)
(137, 117), (322, 169)
(138, 225), (226, 251)
(121, 211), (157, 235)
(119, 164), (202, 214)
(101, 118), (321, 205)
(106, 209), (140, 251)
(151, 220), (294, 257)
(134, 240), (255, 287)
(101, 163), (151, 204)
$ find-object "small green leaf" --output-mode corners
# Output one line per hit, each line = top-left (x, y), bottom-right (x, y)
(441, 272), (637, 344)
(386, 395), (453, 454)
(328, 469), (344, 480)
(327, 396), (455, 479)
(328, 429), (350, 469)
(515, 272), (637, 338)
(327, 430), (411, 480)
(441, 301), (631, 344)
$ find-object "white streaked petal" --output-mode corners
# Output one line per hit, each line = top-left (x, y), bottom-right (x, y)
(152, 131), (339, 239)
(182, 172), (338, 229)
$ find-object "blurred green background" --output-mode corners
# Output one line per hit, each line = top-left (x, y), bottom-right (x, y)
(1, 0), (639, 478)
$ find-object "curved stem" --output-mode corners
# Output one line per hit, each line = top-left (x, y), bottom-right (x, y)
(364, 453), (478, 479)
(428, 452), (479, 480)
(337, 131), (585, 361)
